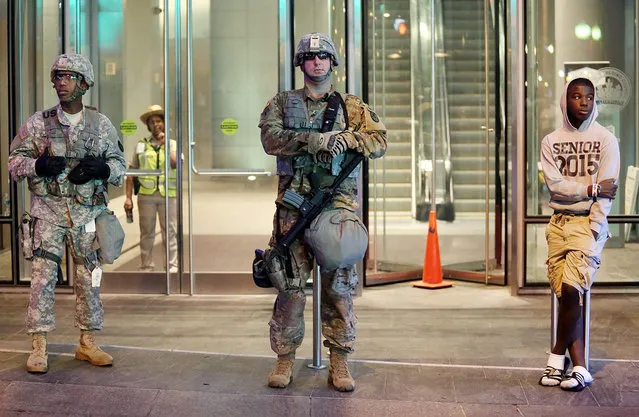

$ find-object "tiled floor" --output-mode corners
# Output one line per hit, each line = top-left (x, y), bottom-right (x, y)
(1, 282), (639, 416)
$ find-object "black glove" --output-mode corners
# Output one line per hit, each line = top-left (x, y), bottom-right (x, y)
(80, 156), (110, 180)
(67, 163), (92, 184)
(68, 156), (110, 184)
(35, 152), (66, 177)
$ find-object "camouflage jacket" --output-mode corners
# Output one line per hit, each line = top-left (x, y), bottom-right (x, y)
(9, 104), (126, 227)
(259, 86), (387, 210)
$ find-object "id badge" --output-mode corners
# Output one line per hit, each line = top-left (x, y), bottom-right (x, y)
(91, 267), (102, 288)
(84, 219), (96, 233)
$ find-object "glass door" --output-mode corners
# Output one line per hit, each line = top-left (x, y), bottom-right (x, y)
(0, 0), (17, 284)
(8, 0), (86, 288)
(47, 0), (280, 294)
(186, 0), (352, 294)
(184, 0), (278, 294)
(91, 0), (178, 293)
(365, 0), (506, 286)
(523, 0), (639, 290)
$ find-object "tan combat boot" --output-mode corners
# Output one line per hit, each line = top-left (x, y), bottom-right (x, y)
(328, 349), (355, 392)
(26, 333), (48, 373)
(267, 353), (295, 388)
(75, 330), (113, 366)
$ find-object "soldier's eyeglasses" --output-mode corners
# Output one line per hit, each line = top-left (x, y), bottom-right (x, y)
(302, 52), (331, 61)
(53, 73), (81, 82)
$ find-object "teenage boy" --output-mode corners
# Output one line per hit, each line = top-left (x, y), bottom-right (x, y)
(539, 77), (620, 391)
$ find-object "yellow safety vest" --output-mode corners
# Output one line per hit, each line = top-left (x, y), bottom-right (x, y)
(136, 138), (177, 197)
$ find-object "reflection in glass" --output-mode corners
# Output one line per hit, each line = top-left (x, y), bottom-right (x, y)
(526, 1), (636, 218)
(525, 1), (639, 287)
(365, 0), (504, 285)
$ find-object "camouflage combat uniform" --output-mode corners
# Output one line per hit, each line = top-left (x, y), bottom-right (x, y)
(259, 86), (387, 355)
(8, 104), (126, 334)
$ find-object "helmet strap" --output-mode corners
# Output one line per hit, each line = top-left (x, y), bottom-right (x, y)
(61, 84), (88, 103)
(304, 66), (333, 85)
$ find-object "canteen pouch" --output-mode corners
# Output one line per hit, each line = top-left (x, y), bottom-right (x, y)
(94, 209), (125, 264)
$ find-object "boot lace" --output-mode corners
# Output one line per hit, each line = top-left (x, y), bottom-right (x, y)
(331, 353), (351, 378)
(81, 331), (97, 347)
(273, 358), (293, 376)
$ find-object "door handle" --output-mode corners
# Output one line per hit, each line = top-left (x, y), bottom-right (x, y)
(189, 141), (272, 176)
(125, 169), (162, 177)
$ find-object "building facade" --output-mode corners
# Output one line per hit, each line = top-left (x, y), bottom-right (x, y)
(0, 0), (637, 295)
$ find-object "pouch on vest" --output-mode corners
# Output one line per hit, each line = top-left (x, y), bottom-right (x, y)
(20, 212), (34, 261)
(95, 209), (125, 264)
(304, 208), (368, 270)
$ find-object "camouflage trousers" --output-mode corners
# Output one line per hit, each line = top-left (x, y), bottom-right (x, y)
(546, 213), (608, 299)
(26, 217), (104, 334)
(269, 205), (358, 356)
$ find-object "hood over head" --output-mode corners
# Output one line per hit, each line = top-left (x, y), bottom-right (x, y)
(560, 77), (598, 132)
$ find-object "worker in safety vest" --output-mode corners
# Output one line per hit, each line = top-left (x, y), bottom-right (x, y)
(123, 105), (178, 272)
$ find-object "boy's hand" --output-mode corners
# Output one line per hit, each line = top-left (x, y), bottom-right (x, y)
(598, 178), (617, 199)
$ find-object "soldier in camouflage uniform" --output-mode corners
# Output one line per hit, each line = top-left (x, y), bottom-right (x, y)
(259, 33), (387, 392)
(8, 54), (126, 373)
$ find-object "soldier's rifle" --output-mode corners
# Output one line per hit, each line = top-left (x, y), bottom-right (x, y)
(252, 150), (365, 288)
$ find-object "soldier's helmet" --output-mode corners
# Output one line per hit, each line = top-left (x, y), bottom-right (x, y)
(50, 54), (95, 87)
(294, 33), (339, 67)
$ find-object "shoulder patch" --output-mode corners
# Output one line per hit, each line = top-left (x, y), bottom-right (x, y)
(18, 125), (29, 140)
(368, 107), (380, 123)
(261, 100), (271, 119)
(42, 109), (57, 119)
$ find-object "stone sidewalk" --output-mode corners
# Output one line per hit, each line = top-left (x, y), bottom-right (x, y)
(0, 284), (638, 416)
(0, 346), (638, 416)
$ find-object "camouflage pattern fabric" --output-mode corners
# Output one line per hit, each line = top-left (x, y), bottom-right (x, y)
(259, 87), (386, 212)
(294, 32), (339, 67)
(268, 206), (358, 355)
(9, 104), (125, 335)
(50, 54), (95, 86)
(259, 89), (386, 355)
(9, 104), (126, 227)
(26, 218), (103, 334)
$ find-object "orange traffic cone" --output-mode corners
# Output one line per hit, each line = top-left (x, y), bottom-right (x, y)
(412, 210), (454, 289)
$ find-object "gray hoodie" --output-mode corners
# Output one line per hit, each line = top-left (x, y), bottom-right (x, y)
(540, 79), (620, 234)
